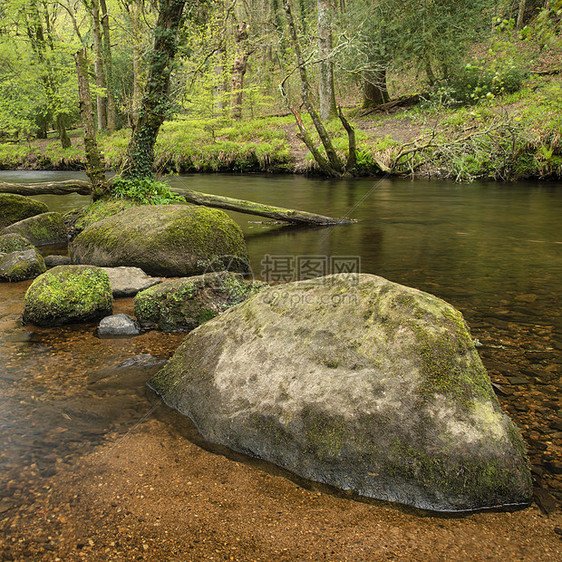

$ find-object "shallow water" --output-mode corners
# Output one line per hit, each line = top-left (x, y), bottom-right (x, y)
(0, 171), (561, 511)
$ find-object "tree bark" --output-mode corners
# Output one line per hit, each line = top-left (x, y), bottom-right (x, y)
(516, 0), (526, 30)
(317, 0), (337, 120)
(74, 48), (107, 199)
(282, 0), (343, 174)
(100, 0), (116, 132)
(90, 0), (107, 132)
(121, 0), (187, 179)
(362, 68), (390, 107)
(230, 22), (250, 120)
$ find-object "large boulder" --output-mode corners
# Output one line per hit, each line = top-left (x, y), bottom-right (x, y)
(3, 212), (67, 246)
(150, 274), (532, 512)
(0, 233), (34, 253)
(0, 194), (48, 228)
(23, 265), (113, 326)
(134, 271), (267, 331)
(70, 205), (249, 277)
(0, 249), (46, 282)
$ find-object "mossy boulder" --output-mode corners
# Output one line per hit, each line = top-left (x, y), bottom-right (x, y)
(23, 265), (113, 326)
(134, 271), (267, 331)
(150, 274), (532, 512)
(0, 249), (46, 282)
(0, 233), (34, 253)
(0, 194), (48, 228)
(3, 212), (67, 246)
(65, 199), (139, 239)
(70, 205), (249, 277)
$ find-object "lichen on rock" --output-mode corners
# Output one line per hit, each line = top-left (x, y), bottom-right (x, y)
(149, 273), (532, 512)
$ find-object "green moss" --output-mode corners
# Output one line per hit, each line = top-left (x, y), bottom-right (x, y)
(23, 266), (113, 326)
(0, 233), (34, 253)
(4, 212), (67, 246)
(72, 199), (139, 234)
(0, 194), (48, 228)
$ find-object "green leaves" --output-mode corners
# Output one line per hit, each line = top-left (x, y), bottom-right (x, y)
(110, 176), (186, 205)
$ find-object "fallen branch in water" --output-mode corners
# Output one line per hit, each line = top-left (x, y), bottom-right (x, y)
(0, 180), (92, 196)
(0, 179), (353, 226)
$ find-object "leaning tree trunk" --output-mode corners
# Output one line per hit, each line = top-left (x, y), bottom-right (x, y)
(74, 48), (108, 199)
(282, 0), (343, 175)
(121, 0), (187, 179)
(362, 68), (390, 108)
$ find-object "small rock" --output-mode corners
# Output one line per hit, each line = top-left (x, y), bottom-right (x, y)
(0, 249), (46, 282)
(45, 255), (72, 268)
(98, 313), (140, 336)
(534, 487), (558, 515)
(508, 376), (530, 385)
(101, 266), (162, 297)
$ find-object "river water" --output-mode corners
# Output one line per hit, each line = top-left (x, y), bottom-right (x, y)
(0, 171), (561, 518)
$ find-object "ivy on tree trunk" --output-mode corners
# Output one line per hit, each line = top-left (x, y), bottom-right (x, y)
(121, 0), (187, 180)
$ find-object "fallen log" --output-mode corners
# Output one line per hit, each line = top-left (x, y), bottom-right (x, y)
(0, 179), (352, 225)
(179, 188), (354, 225)
(0, 180), (91, 196)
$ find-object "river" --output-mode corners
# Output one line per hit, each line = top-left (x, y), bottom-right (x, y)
(0, 171), (561, 557)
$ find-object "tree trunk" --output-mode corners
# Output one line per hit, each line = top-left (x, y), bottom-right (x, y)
(131, 2), (143, 125)
(317, 0), (337, 120)
(516, 0), (526, 30)
(362, 68), (390, 107)
(74, 48), (108, 199)
(90, 0), (107, 132)
(230, 22), (250, 120)
(0, 180), (91, 196)
(121, 0), (187, 180)
(282, 0), (343, 174)
(100, 0), (116, 132)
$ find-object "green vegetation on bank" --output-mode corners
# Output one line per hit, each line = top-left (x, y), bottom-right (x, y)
(1, 71), (560, 181)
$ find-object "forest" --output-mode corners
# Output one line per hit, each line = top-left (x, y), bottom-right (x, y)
(0, 0), (561, 184)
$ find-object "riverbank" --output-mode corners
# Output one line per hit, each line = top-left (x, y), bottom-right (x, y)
(1, 73), (561, 182)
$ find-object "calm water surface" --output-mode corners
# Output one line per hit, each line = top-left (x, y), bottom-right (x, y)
(1, 171), (561, 509)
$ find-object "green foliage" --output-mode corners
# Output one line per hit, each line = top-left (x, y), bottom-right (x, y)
(110, 176), (186, 205)
(439, 62), (526, 104)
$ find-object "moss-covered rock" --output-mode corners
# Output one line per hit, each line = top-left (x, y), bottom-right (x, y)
(0, 249), (46, 282)
(134, 271), (267, 331)
(0, 194), (48, 228)
(3, 212), (67, 246)
(150, 273), (532, 512)
(64, 199), (139, 240)
(23, 265), (113, 326)
(70, 204), (249, 277)
(0, 233), (34, 253)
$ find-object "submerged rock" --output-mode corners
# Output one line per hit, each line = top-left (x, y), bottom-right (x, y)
(0, 193), (48, 228)
(102, 266), (162, 298)
(70, 204), (249, 277)
(4, 212), (67, 246)
(150, 274), (532, 512)
(134, 271), (267, 331)
(0, 249), (46, 282)
(23, 265), (113, 326)
(98, 313), (140, 336)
